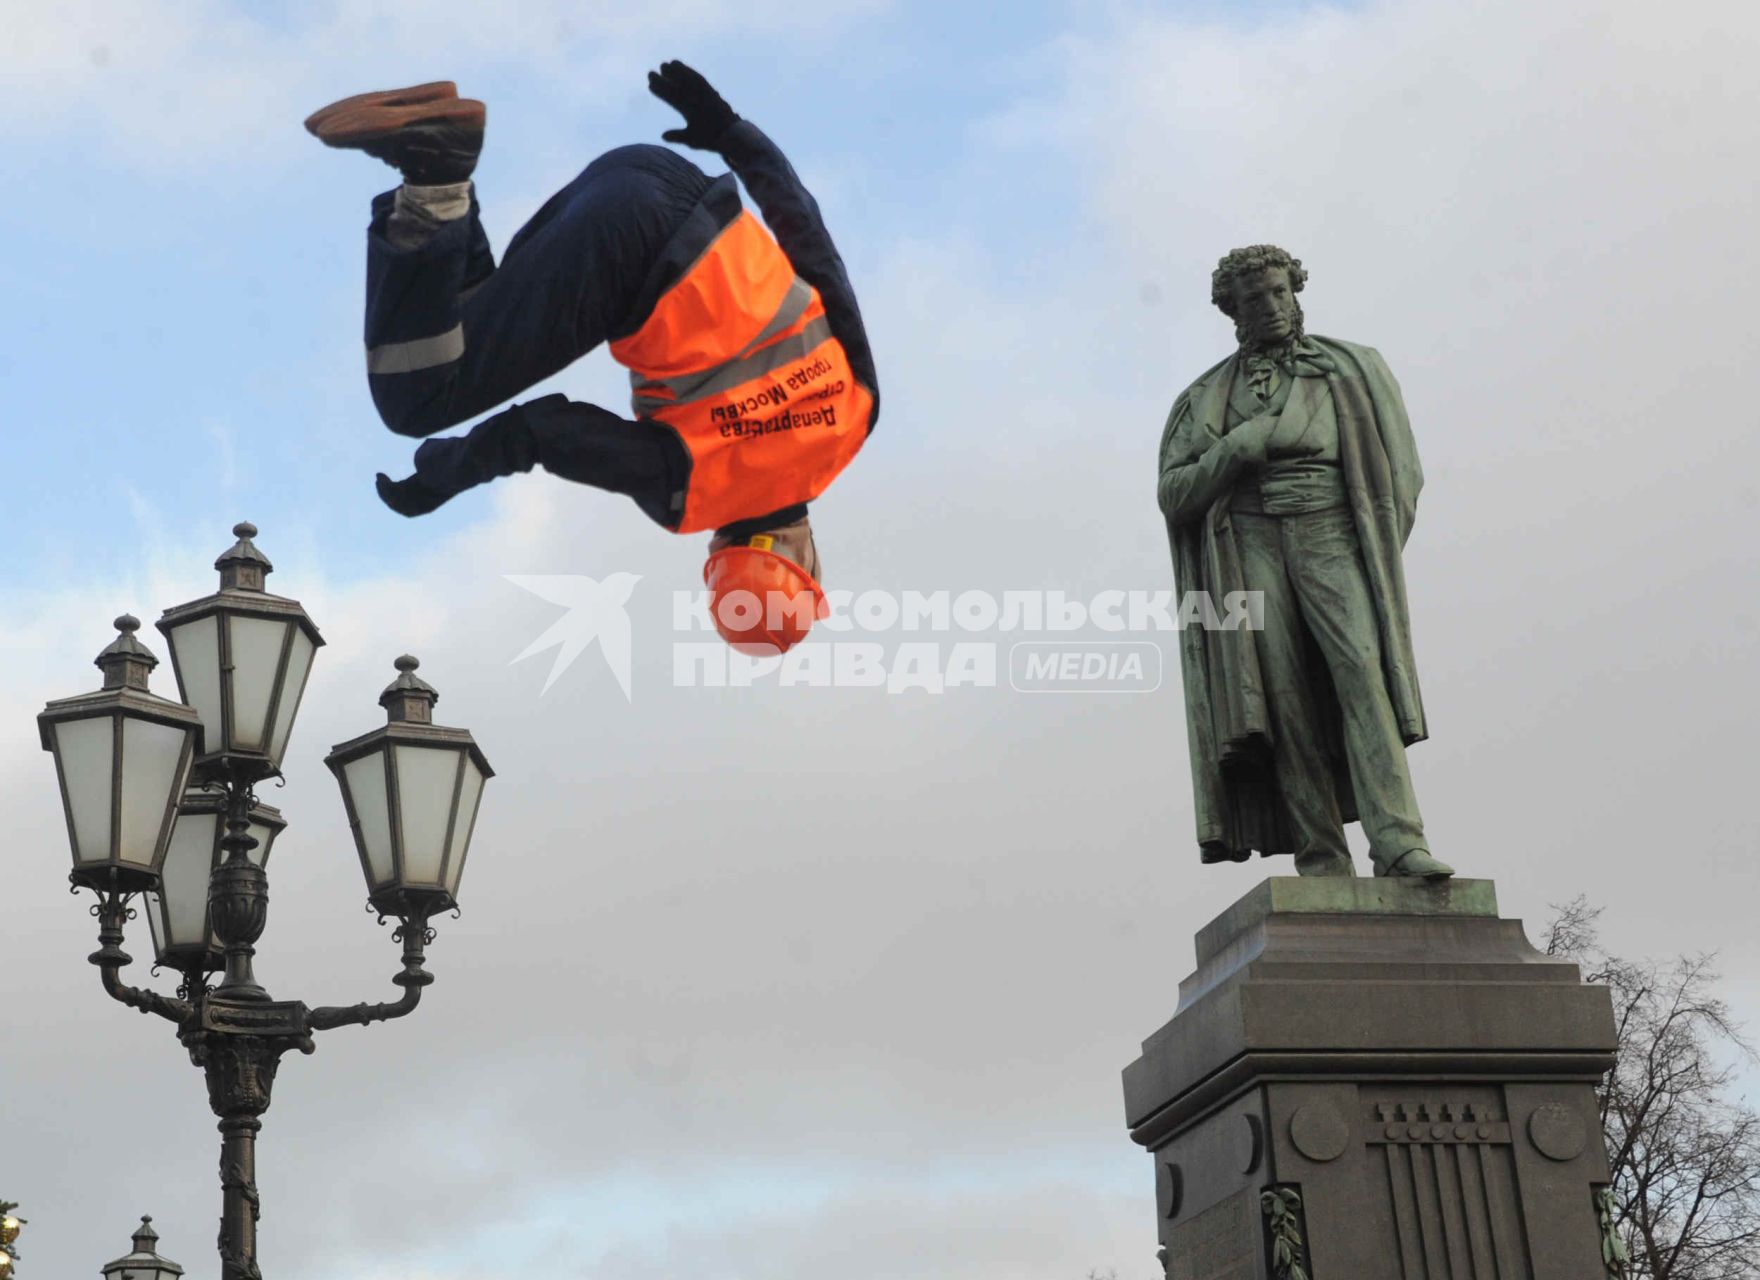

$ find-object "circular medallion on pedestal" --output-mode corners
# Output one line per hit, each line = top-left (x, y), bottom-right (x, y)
(1289, 1103), (1351, 1162)
(1156, 1161), (1184, 1219)
(1527, 1104), (1587, 1161)
(1239, 1113), (1265, 1174)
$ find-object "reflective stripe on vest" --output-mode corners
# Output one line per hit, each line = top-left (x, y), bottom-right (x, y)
(628, 280), (820, 414)
(610, 211), (870, 534)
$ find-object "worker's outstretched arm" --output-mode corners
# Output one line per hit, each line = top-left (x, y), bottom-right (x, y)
(712, 121), (877, 410)
(647, 61), (879, 424)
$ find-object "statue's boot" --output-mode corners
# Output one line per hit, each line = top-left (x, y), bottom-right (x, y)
(1294, 849), (1357, 877)
(1375, 848), (1455, 880)
(305, 82), (485, 185)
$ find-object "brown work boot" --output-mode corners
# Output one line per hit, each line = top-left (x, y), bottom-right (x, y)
(304, 81), (457, 133)
(304, 82), (485, 185)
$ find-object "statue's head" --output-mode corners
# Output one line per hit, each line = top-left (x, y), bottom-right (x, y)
(1211, 245), (1307, 349)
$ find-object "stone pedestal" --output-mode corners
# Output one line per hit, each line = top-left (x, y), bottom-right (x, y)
(1122, 878), (1619, 1280)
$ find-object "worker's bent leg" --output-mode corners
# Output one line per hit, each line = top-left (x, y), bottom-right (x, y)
(363, 161), (662, 439)
(363, 185), (498, 436)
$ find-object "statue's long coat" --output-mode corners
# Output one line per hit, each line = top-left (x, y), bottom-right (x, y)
(1157, 335), (1427, 862)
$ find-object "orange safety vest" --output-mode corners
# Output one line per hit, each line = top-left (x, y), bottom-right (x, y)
(609, 210), (872, 534)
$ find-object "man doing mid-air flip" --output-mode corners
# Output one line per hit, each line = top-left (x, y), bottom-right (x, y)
(305, 62), (877, 654)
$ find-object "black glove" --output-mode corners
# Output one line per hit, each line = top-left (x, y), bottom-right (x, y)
(374, 397), (550, 517)
(647, 60), (737, 151)
(375, 470), (451, 517)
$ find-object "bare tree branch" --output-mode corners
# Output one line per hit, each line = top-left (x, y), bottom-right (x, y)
(1548, 900), (1760, 1280)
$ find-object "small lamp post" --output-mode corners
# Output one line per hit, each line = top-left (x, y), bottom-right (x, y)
(39, 525), (494, 1280)
(99, 1217), (182, 1280)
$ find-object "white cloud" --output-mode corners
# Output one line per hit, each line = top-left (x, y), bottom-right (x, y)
(5, 2), (1760, 1278)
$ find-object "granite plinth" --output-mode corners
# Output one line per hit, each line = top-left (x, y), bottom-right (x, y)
(1123, 877), (1617, 1280)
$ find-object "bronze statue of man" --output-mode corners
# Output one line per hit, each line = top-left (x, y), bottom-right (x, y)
(1157, 246), (1453, 879)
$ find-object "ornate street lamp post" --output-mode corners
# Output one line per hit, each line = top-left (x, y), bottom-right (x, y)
(39, 525), (494, 1280)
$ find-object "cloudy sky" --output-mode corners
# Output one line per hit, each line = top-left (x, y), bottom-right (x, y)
(3, 1), (1758, 1277)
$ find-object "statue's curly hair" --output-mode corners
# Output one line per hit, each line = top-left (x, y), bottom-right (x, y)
(1210, 245), (1308, 318)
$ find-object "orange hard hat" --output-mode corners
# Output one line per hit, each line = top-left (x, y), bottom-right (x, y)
(702, 544), (827, 656)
